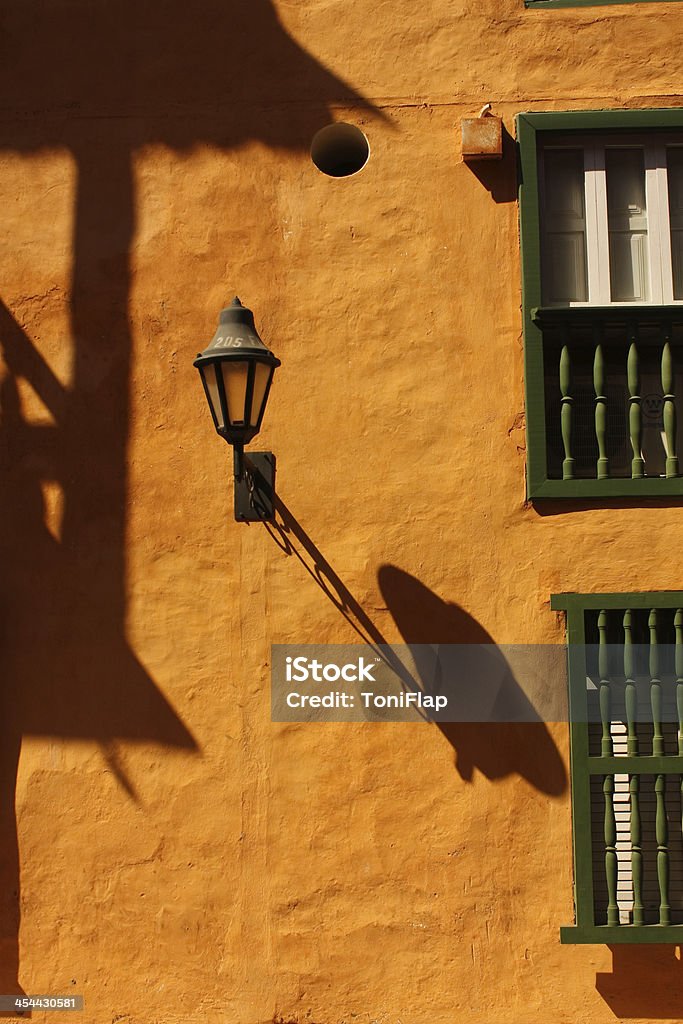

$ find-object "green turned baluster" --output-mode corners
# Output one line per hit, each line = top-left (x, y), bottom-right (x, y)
(650, 609), (663, 757)
(624, 610), (638, 757)
(676, 610), (683, 757)
(662, 332), (679, 479)
(630, 774), (644, 926)
(594, 335), (608, 480)
(656, 774), (671, 925)
(624, 610), (643, 925)
(676, 609), (683, 857)
(628, 330), (645, 479)
(560, 343), (574, 481)
(650, 607), (670, 924)
(604, 775), (619, 926)
(599, 610), (612, 757)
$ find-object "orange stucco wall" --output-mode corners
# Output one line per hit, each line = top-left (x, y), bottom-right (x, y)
(2, 1), (683, 1022)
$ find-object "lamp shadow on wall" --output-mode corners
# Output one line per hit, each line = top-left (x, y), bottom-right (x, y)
(262, 501), (566, 796)
(0, 0), (387, 1003)
(377, 565), (567, 795)
(597, 945), (683, 1019)
(264, 494), (408, 670)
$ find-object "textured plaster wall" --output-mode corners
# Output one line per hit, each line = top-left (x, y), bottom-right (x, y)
(2, 1), (683, 1023)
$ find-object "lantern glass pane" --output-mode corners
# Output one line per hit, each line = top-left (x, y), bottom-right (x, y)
(219, 360), (250, 426)
(202, 364), (225, 429)
(250, 362), (272, 427)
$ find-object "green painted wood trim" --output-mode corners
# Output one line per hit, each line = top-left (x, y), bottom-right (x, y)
(594, 343), (608, 480)
(533, 305), (683, 325)
(624, 610), (638, 757)
(656, 773), (671, 924)
(561, 925), (683, 944)
(604, 774), (620, 925)
(530, 477), (683, 498)
(565, 605), (595, 929)
(520, 110), (683, 133)
(517, 114), (548, 498)
(651, 610), (665, 756)
(629, 338), (646, 479)
(517, 110), (683, 501)
(527, 0), (683, 7)
(560, 344), (575, 479)
(676, 611), (683, 756)
(631, 774), (644, 925)
(552, 592), (683, 611)
(555, 591), (683, 939)
(517, 118), (545, 488)
(588, 756), (683, 774)
(662, 340), (678, 476)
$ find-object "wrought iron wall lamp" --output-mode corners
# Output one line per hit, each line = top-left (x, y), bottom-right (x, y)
(194, 297), (280, 521)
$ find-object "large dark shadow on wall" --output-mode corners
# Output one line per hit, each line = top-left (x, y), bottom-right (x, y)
(0, 227), (199, 1005)
(0, 0), (381, 154)
(0, 0), (384, 1003)
(377, 565), (567, 795)
(597, 945), (683, 1019)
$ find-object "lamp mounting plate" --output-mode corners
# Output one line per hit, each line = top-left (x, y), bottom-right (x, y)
(236, 452), (276, 522)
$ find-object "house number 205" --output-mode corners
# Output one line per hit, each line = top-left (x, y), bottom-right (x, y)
(213, 336), (244, 348)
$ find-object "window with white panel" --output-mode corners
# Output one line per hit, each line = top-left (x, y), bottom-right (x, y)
(540, 136), (683, 306)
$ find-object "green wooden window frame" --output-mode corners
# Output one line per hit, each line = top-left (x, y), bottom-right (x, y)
(555, 591), (683, 944)
(518, 109), (683, 500)
(526, 0), (682, 7)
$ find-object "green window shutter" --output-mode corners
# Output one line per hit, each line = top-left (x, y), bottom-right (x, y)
(553, 592), (683, 943)
(517, 109), (683, 500)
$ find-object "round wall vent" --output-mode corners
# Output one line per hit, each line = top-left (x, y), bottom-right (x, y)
(310, 123), (370, 178)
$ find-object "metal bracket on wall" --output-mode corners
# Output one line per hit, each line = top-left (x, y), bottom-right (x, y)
(235, 452), (276, 522)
